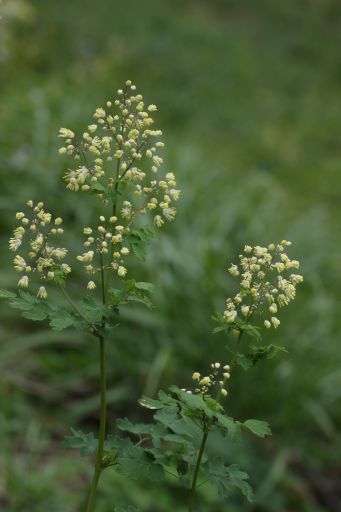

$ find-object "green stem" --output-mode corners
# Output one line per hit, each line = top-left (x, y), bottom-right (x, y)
(187, 328), (246, 511)
(85, 251), (108, 511)
(85, 334), (107, 512)
(188, 430), (209, 512)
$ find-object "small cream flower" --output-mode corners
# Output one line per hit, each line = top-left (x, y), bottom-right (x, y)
(147, 104), (157, 112)
(199, 376), (211, 386)
(87, 281), (96, 290)
(117, 266), (127, 277)
(223, 310), (237, 323)
(269, 303), (278, 314)
(37, 286), (48, 299)
(271, 317), (280, 328)
(154, 215), (164, 228)
(18, 275), (29, 288)
(9, 238), (22, 251)
(228, 264), (239, 277)
(241, 305), (250, 316)
(13, 255), (26, 271)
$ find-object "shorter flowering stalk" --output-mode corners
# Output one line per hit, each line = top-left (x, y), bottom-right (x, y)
(188, 241), (303, 511)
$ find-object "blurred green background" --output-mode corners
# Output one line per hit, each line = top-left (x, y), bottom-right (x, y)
(1, 0), (341, 510)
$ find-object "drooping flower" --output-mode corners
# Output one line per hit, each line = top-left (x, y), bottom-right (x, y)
(37, 286), (48, 299)
(18, 275), (29, 288)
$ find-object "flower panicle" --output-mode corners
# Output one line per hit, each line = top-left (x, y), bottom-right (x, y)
(223, 241), (303, 330)
(76, 215), (131, 287)
(58, 81), (180, 233)
(9, 200), (71, 298)
(184, 362), (231, 398)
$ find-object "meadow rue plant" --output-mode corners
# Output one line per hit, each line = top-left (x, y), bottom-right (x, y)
(1, 79), (303, 512)
(1, 81), (180, 512)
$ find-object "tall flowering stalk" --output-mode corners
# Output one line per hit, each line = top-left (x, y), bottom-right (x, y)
(2, 81), (180, 512)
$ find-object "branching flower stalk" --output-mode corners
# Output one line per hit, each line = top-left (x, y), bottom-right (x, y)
(188, 240), (303, 511)
(3, 80), (180, 512)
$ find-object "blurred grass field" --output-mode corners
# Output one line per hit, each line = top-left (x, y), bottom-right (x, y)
(1, 0), (341, 510)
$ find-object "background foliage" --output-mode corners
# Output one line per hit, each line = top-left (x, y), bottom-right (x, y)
(1, 0), (341, 510)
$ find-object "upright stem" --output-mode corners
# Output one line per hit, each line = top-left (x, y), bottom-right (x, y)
(85, 335), (107, 512)
(188, 430), (209, 512)
(85, 252), (108, 512)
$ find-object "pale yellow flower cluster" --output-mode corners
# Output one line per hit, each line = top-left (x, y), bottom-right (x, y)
(224, 241), (303, 329)
(9, 200), (71, 298)
(77, 215), (130, 288)
(190, 362), (231, 397)
(58, 80), (180, 230)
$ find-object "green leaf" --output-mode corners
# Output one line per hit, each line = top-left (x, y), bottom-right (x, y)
(62, 428), (98, 456)
(170, 385), (219, 418)
(90, 182), (106, 192)
(216, 413), (240, 440)
(0, 289), (16, 299)
(8, 291), (50, 321)
(236, 353), (253, 371)
(249, 344), (287, 363)
(116, 418), (154, 436)
(49, 309), (75, 330)
(138, 394), (169, 410)
(227, 464), (254, 502)
(23, 305), (48, 321)
(116, 444), (165, 482)
(134, 282), (154, 293)
(80, 297), (109, 324)
(125, 227), (156, 262)
(131, 243), (146, 261)
(242, 419), (272, 438)
(205, 457), (254, 502)
(9, 290), (37, 311)
(125, 293), (153, 309)
(235, 318), (261, 340)
(237, 345), (286, 370)
(154, 406), (201, 440)
(213, 325), (228, 334)
(105, 434), (133, 455)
